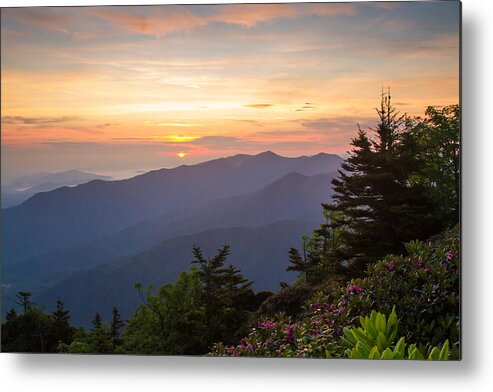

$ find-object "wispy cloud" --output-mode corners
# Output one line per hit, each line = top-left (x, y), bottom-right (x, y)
(243, 104), (274, 109)
(2, 8), (74, 34)
(299, 116), (376, 133)
(85, 3), (357, 37)
(2, 116), (79, 125)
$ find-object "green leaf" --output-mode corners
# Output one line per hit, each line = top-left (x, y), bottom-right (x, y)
(392, 351), (404, 360)
(394, 337), (406, 356)
(380, 347), (394, 359)
(376, 332), (388, 352)
(354, 341), (370, 358)
(349, 347), (365, 359)
(364, 316), (378, 339)
(387, 324), (398, 345)
(370, 310), (378, 327)
(408, 344), (424, 360)
(427, 347), (440, 360)
(369, 346), (381, 359)
(439, 340), (450, 360)
(342, 327), (357, 346)
(351, 328), (373, 353)
(375, 313), (386, 334)
(386, 306), (398, 335)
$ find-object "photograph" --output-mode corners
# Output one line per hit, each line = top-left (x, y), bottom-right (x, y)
(1, 1), (460, 360)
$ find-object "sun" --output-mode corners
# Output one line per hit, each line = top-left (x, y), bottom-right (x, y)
(177, 152), (187, 158)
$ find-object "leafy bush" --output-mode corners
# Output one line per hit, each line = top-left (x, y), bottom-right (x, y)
(211, 226), (459, 359)
(335, 225), (460, 351)
(342, 307), (450, 360)
(210, 309), (341, 358)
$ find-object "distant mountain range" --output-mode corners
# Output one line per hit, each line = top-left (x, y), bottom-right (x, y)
(1, 151), (343, 325)
(1, 170), (112, 208)
(36, 220), (317, 325)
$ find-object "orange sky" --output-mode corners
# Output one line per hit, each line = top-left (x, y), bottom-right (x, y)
(1, 2), (460, 179)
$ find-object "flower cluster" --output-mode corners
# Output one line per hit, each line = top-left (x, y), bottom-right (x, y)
(347, 284), (364, 294)
(210, 226), (460, 358)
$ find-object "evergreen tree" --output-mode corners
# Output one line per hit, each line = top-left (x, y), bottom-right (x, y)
(192, 245), (254, 346)
(325, 90), (441, 272)
(5, 308), (18, 321)
(50, 300), (75, 351)
(1, 305), (54, 352)
(16, 291), (33, 314)
(287, 210), (350, 284)
(89, 312), (113, 353)
(286, 247), (307, 278)
(110, 307), (125, 346)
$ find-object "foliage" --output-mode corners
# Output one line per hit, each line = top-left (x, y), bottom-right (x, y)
(88, 312), (114, 353)
(1, 299), (76, 353)
(336, 226), (460, 351)
(67, 340), (92, 354)
(110, 307), (125, 347)
(210, 309), (341, 358)
(211, 226), (459, 359)
(342, 307), (450, 360)
(123, 268), (206, 355)
(287, 210), (349, 284)
(324, 91), (443, 271)
(191, 245), (255, 347)
(257, 282), (315, 319)
(409, 104), (460, 227)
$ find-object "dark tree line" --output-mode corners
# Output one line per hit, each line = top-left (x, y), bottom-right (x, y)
(288, 91), (459, 279)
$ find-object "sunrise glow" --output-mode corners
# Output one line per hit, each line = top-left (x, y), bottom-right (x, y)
(0, 2), (460, 179)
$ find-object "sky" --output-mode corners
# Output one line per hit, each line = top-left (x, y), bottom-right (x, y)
(1, 1), (460, 181)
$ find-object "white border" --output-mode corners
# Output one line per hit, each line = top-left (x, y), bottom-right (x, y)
(1, 0), (492, 391)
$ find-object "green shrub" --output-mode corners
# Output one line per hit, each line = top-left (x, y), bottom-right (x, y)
(342, 307), (450, 360)
(211, 226), (459, 359)
(335, 225), (459, 351)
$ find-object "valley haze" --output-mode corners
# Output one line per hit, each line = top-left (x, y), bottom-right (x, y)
(2, 150), (343, 325)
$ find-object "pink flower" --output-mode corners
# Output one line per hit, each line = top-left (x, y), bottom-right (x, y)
(387, 261), (395, 271)
(284, 326), (294, 342)
(259, 320), (273, 329)
(348, 284), (363, 294)
(447, 252), (456, 261)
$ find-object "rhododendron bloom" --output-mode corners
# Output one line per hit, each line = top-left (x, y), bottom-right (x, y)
(348, 284), (363, 294)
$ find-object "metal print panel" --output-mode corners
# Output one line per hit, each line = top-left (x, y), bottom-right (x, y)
(0, 1), (461, 358)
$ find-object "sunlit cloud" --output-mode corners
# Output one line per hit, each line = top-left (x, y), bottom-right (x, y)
(1, 2), (460, 178)
(243, 104), (274, 109)
(2, 116), (79, 125)
(157, 124), (203, 128)
(161, 135), (201, 143)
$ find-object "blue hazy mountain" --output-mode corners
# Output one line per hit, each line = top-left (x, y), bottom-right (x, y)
(1, 170), (112, 208)
(2, 152), (342, 264)
(3, 171), (337, 290)
(1, 151), (342, 324)
(35, 220), (318, 326)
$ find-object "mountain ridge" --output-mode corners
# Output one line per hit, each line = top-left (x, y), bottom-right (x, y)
(2, 151), (342, 263)
(34, 220), (318, 326)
